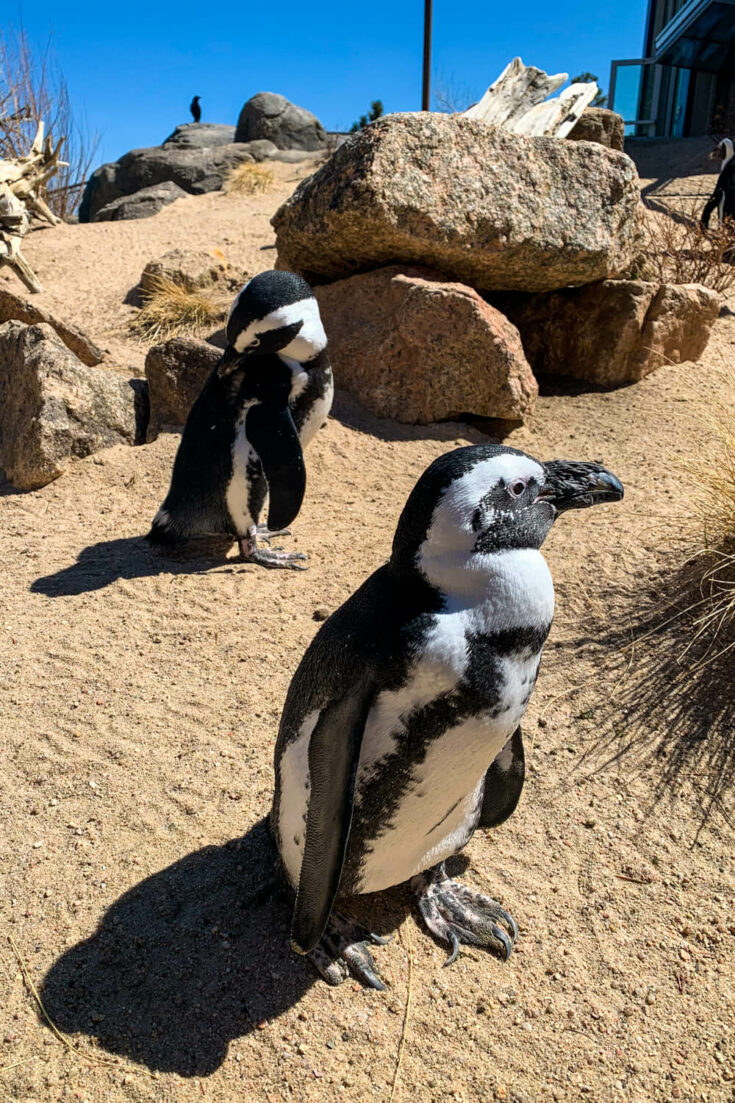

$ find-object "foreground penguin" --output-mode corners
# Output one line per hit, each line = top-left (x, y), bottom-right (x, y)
(272, 443), (623, 986)
(148, 270), (333, 569)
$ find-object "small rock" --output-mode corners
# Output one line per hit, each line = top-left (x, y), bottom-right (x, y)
(313, 606), (330, 622)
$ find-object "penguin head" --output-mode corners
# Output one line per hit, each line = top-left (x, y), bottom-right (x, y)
(391, 444), (623, 586)
(710, 138), (734, 165)
(218, 270), (327, 376)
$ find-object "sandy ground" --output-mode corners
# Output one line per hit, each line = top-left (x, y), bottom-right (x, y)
(1, 156), (734, 1103)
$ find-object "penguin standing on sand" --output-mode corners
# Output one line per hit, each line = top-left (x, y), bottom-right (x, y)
(190, 96), (202, 123)
(702, 137), (735, 226)
(272, 443), (623, 986)
(148, 270), (333, 570)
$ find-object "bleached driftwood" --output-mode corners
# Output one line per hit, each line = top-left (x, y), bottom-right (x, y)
(464, 58), (567, 127)
(462, 57), (599, 139)
(0, 120), (67, 294)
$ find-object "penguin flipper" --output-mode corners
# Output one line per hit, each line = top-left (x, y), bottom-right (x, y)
(479, 726), (525, 828)
(291, 679), (376, 956)
(702, 189), (722, 227)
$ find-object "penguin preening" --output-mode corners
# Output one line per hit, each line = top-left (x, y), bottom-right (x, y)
(702, 138), (735, 227)
(272, 443), (623, 987)
(148, 270), (333, 570)
(190, 96), (201, 123)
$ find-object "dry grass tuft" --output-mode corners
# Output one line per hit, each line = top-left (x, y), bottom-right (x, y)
(129, 274), (225, 341)
(224, 161), (275, 196)
(636, 199), (735, 294)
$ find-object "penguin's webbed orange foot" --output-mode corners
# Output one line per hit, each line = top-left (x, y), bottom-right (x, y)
(412, 863), (518, 965)
(307, 912), (387, 990)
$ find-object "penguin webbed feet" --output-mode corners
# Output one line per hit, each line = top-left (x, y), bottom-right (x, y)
(307, 912), (388, 991)
(238, 533), (309, 571)
(412, 863), (518, 965)
(255, 523), (292, 544)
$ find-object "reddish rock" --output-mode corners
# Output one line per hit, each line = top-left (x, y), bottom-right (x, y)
(315, 266), (537, 424)
(144, 336), (221, 440)
(500, 279), (719, 386)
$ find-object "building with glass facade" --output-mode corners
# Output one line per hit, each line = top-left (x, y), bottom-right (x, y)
(610, 0), (735, 137)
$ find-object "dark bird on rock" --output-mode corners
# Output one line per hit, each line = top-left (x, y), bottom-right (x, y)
(190, 96), (201, 123)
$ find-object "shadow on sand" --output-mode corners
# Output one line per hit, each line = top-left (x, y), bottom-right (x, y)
(330, 389), (521, 445)
(31, 535), (241, 598)
(41, 819), (404, 1076)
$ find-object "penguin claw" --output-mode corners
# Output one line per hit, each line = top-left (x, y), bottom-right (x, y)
(255, 524), (292, 544)
(412, 864), (518, 966)
(245, 549), (309, 571)
(306, 912), (388, 990)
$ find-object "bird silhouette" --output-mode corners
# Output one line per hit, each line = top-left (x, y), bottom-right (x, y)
(190, 96), (201, 123)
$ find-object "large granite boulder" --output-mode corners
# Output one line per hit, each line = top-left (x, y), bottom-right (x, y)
(162, 123), (237, 148)
(0, 288), (104, 366)
(273, 113), (640, 293)
(80, 144), (256, 222)
(93, 182), (188, 222)
(568, 107), (625, 151)
(145, 336), (221, 440)
(498, 279), (719, 386)
(235, 92), (326, 151)
(0, 322), (146, 490)
(314, 266), (537, 424)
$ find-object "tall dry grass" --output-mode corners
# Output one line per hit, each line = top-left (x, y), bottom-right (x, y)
(224, 162), (274, 197)
(0, 26), (99, 219)
(636, 199), (735, 294)
(129, 275), (225, 342)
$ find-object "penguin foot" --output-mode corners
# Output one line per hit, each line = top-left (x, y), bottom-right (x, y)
(238, 537), (309, 571)
(412, 863), (518, 965)
(255, 523), (292, 545)
(307, 912), (387, 990)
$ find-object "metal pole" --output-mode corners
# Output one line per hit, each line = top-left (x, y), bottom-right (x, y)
(422, 0), (432, 110)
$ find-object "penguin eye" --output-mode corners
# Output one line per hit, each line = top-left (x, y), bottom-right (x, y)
(508, 479), (527, 498)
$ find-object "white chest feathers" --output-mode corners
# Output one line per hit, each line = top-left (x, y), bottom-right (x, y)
(277, 548), (555, 894)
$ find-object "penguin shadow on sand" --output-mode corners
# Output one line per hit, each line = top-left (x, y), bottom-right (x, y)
(31, 535), (245, 598)
(40, 819), (408, 1077)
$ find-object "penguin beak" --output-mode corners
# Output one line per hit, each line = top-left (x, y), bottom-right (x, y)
(538, 460), (624, 513)
(216, 345), (243, 377)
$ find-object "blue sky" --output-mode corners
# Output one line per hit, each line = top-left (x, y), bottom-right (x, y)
(13, 1), (647, 165)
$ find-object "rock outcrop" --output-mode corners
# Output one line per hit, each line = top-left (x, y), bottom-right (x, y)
(235, 93), (326, 150)
(498, 279), (720, 386)
(162, 123), (237, 148)
(144, 336), (221, 440)
(0, 322), (146, 490)
(138, 249), (238, 295)
(0, 288), (105, 366)
(80, 145), (257, 222)
(568, 107), (625, 151)
(273, 113), (640, 292)
(93, 182), (188, 222)
(315, 266), (537, 423)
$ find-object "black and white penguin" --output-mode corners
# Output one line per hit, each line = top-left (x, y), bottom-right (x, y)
(190, 96), (201, 123)
(702, 137), (735, 226)
(148, 270), (333, 570)
(271, 443), (623, 986)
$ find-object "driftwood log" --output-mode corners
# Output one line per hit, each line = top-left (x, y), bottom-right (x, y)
(0, 121), (67, 294)
(463, 57), (599, 139)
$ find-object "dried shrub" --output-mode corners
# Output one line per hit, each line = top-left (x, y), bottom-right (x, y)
(0, 26), (99, 220)
(129, 275), (225, 342)
(224, 162), (274, 196)
(635, 199), (735, 294)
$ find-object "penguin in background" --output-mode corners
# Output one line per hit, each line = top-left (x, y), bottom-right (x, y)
(271, 443), (624, 987)
(148, 270), (333, 570)
(702, 137), (735, 226)
(190, 96), (202, 123)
